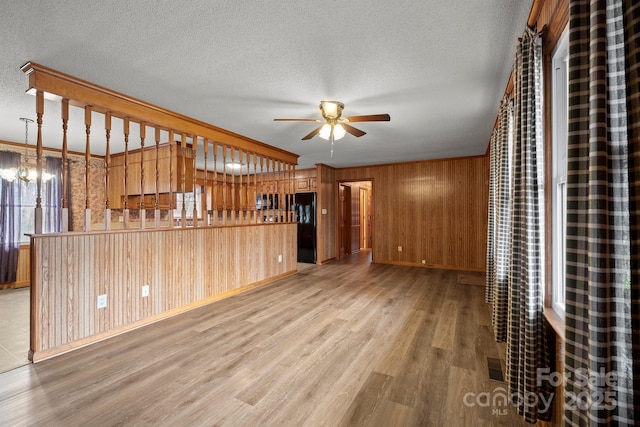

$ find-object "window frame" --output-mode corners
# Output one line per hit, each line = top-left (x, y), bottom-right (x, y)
(551, 26), (569, 317)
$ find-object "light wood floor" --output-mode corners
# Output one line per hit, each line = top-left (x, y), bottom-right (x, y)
(0, 252), (528, 426)
(0, 287), (29, 373)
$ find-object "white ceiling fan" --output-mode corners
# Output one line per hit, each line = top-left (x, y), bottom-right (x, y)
(274, 100), (390, 157)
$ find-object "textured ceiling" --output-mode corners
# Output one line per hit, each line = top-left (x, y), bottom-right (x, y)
(0, 0), (532, 169)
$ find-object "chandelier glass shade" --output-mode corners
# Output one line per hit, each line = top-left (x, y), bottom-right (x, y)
(0, 118), (54, 183)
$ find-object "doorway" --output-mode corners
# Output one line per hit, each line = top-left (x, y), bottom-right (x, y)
(338, 180), (373, 260)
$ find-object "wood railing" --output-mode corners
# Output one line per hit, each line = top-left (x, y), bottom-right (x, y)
(21, 62), (298, 232)
(20, 62), (300, 361)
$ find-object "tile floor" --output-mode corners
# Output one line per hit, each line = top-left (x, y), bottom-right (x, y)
(0, 287), (30, 373)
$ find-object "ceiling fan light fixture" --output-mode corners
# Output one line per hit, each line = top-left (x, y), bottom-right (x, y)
(318, 123), (346, 141)
(320, 101), (343, 119)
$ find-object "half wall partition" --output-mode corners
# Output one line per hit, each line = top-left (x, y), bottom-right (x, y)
(20, 62), (299, 361)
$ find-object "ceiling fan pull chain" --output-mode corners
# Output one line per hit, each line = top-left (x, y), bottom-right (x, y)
(330, 127), (335, 158)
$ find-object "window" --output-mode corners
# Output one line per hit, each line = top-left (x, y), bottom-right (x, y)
(551, 27), (569, 315)
(19, 178), (59, 242)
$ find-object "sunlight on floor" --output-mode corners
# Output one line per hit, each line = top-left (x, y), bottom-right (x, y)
(0, 287), (30, 373)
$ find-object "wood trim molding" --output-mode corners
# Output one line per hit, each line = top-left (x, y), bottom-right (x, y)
(21, 62), (299, 165)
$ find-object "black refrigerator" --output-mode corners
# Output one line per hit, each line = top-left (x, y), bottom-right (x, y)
(296, 192), (317, 263)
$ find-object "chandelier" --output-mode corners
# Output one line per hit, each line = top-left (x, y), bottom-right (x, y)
(0, 118), (53, 183)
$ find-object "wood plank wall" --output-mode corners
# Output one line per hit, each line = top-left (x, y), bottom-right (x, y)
(0, 245), (30, 289)
(29, 224), (296, 361)
(316, 164), (336, 264)
(335, 155), (489, 271)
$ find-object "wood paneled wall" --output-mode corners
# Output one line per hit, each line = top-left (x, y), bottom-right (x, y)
(0, 245), (30, 289)
(336, 156), (489, 271)
(29, 224), (296, 361)
(316, 164), (336, 264)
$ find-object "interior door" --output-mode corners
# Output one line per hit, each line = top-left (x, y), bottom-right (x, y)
(339, 184), (352, 258)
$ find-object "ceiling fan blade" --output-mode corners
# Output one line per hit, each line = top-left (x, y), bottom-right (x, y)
(273, 118), (320, 122)
(342, 123), (366, 137)
(302, 126), (323, 140)
(345, 114), (391, 122)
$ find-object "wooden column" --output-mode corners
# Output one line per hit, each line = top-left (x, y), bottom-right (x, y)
(259, 155), (264, 224)
(203, 138), (210, 226)
(277, 160), (282, 222)
(154, 128), (161, 228)
(61, 99), (70, 232)
(291, 163), (296, 223)
(168, 130), (174, 227)
(222, 145), (227, 226)
(268, 158), (274, 223)
(192, 136), (198, 224)
(139, 122), (146, 229)
(252, 153), (258, 224)
(237, 150), (242, 224)
(230, 148), (236, 224)
(83, 105), (92, 232)
(122, 117), (130, 229)
(213, 142), (218, 226)
(180, 134), (187, 228)
(104, 112), (112, 230)
(34, 91), (44, 234)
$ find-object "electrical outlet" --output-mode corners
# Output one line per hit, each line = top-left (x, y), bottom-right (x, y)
(422, 259), (426, 265)
(142, 285), (149, 297)
(97, 294), (107, 309)
(278, 254), (282, 263)
(398, 246), (403, 252)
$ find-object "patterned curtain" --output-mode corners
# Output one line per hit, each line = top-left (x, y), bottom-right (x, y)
(564, 1), (640, 425)
(505, 27), (552, 423)
(0, 151), (21, 284)
(486, 96), (513, 342)
(44, 156), (62, 233)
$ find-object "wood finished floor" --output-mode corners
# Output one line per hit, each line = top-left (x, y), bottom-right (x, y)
(0, 252), (528, 426)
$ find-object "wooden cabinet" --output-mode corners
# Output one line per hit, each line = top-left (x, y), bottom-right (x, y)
(125, 193), (175, 210)
(108, 142), (194, 209)
(204, 181), (256, 211)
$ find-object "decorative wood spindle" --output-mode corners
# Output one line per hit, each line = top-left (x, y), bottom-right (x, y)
(291, 163), (296, 223)
(123, 117), (130, 229)
(277, 160), (282, 222)
(84, 105), (92, 232)
(230, 148), (236, 224)
(139, 122), (146, 229)
(259, 155), (264, 224)
(285, 162), (290, 222)
(180, 133), (187, 228)
(104, 112), (111, 230)
(267, 157), (275, 222)
(168, 130), (174, 227)
(61, 99), (70, 232)
(203, 138), (209, 226)
(236, 150), (246, 224)
(252, 152), (258, 224)
(213, 142), (218, 226)
(222, 145), (227, 226)
(191, 135), (198, 224)
(34, 90), (44, 234)
(154, 127), (161, 228)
